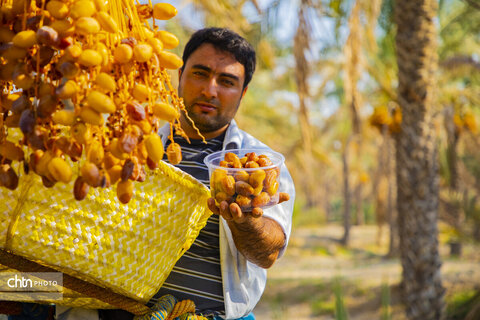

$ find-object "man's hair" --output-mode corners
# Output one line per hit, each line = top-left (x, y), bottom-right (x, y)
(181, 27), (256, 89)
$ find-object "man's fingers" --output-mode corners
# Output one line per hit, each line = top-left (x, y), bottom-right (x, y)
(208, 199), (235, 221)
(220, 201), (233, 220)
(211, 197), (278, 221)
(207, 198), (219, 215)
(278, 192), (290, 204)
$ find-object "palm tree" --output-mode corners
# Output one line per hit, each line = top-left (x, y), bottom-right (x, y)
(437, 0), (480, 251)
(394, 0), (445, 319)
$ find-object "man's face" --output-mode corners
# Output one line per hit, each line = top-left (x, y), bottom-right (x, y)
(178, 43), (247, 137)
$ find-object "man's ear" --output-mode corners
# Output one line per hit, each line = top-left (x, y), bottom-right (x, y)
(241, 86), (248, 99)
(178, 68), (183, 79)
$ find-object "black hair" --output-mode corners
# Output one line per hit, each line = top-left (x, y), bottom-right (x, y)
(181, 27), (256, 89)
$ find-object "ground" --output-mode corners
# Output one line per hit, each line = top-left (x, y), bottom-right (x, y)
(0, 224), (477, 319)
(253, 224), (480, 320)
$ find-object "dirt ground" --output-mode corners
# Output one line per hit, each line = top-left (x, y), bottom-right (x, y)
(253, 224), (480, 320)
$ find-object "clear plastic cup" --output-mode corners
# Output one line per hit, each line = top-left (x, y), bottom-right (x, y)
(204, 148), (285, 211)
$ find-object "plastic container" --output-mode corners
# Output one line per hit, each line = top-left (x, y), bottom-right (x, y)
(204, 148), (284, 211)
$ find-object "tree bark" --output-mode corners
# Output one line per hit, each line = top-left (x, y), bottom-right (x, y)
(294, 0), (317, 209)
(386, 133), (398, 257)
(444, 106), (463, 256)
(324, 180), (332, 222)
(394, 0), (445, 319)
(342, 137), (352, 245)
(473, 221), (480, 242)
(444, 107), (459, 191)
(354, 183), (363, 225)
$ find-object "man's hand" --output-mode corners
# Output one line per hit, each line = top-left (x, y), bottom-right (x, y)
(207, 199), (263, 221)
(207, 192), (290, 268)
(207, 192), (290, 221)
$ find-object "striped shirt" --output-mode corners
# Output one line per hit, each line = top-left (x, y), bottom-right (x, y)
(157, 120), (295, 319)
(148, 131), (226, 316)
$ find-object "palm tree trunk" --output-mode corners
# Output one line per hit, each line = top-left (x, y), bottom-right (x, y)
(324, 180), (332, 222)
(394, 0), (445, 319)
(354, 182), (364, 225)
(444, 106), (463, 256)
(445, 107), (459, 191)
(341, 136), (352, 245)
(344, 1), (364, 227)
(386, 133), (398, 257)
(294, 0), (316, 209)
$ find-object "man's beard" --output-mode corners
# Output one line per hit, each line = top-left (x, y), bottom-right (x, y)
(182, 102), (231, 134)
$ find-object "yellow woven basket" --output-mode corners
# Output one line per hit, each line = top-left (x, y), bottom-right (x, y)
(0, 160), (211, 312)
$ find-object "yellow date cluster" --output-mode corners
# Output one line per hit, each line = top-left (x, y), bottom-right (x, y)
(0, 0), (193, 203)
(369, 105), (402, 134)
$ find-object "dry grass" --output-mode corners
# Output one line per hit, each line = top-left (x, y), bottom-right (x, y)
(254, 224), (480, 319)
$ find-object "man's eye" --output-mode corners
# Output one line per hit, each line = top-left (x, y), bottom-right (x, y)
(221, 79), (234, 86)
(193, 71), (207, 77)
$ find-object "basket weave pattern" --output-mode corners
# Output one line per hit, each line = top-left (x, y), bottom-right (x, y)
(0, 160), (211, 306)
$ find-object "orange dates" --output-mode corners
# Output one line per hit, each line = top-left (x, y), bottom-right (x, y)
(117, 180), (133, 204)
(73, 176), (90, 200)
(252, 192), (271, 208)
(48, 157), (73, 183)
(0, 1), (192, 204)
(166, 142), (182, 165)
(0, 164), (19, 190)
(126, 101), (146, 121)
(235, 181), (254, 197)
(209, 151), (283, 211)
(81, 161), (101, 187)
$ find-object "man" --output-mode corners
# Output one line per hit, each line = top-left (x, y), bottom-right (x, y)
(149, 27), (295, 319)
(15, 27), (295, 320)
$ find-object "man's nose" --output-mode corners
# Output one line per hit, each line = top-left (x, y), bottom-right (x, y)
(201, 77), (218, 99)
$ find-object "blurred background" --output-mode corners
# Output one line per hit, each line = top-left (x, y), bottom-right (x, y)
(157, 0), (480, 319)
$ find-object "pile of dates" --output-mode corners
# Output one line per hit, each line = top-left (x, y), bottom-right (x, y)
(210, 152), (281, 211)
(0, 0), (192, 203)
